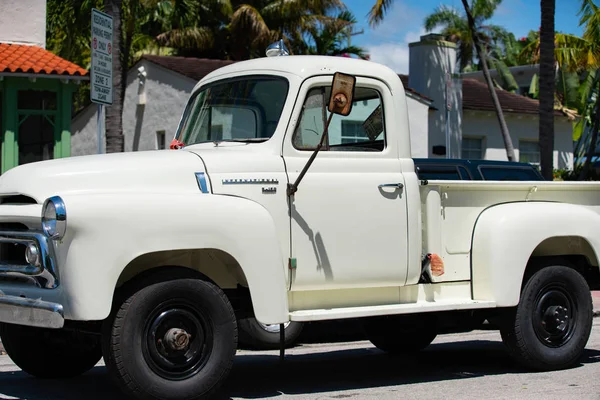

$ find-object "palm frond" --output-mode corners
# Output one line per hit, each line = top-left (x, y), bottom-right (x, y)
(156, 26), (215, 50)
(424, 5), (464, 32)
(471, 0), (503, 20)
(230, 4), (271, 41)
(367, 0), (394, 27)
(579, 0), (600, 43)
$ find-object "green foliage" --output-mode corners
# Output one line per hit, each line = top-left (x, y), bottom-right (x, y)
(553, 165), (600, 181)
(46, 0), (366, 113)
(421, 0), (509, 72)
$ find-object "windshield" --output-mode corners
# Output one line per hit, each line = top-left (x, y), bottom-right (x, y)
(175, 76), (289, 145)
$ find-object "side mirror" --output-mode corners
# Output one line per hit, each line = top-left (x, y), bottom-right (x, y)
(328, 72), (356, 116)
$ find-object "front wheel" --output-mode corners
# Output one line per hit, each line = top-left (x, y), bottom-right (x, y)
(0, 324), (102, 378)
(103, 278), (238, 400)
(500, 265), (593, 371)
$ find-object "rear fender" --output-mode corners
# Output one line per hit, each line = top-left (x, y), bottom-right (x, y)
(471, 201), (600, 306)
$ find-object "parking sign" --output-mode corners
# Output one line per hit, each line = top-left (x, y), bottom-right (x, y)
(91, 8), (113, 105)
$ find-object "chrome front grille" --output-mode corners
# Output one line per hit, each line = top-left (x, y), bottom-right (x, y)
(0, 231), (58, 288)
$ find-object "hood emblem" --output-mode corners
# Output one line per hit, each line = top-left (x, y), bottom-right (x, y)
(222, 178), (279, 185)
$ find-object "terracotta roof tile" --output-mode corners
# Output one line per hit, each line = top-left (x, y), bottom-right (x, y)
(0, 43), (88, 76)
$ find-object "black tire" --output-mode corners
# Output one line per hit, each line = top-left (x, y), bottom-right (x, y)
(500, 264), (593, 371)
(238, 317), (303, 350)
(0, 323), (102, 378)
(363, 314), (437, 354)
(103, 278), (237, 400)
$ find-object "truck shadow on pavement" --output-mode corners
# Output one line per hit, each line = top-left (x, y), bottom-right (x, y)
(0, 339), (599, 400)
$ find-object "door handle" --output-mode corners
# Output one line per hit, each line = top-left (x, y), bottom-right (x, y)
(378, 183), (404, 189)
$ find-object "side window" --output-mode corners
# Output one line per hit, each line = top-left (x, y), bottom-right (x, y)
(293, 86), (385, 152)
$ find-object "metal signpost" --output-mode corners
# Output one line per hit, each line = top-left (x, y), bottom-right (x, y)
(90, 8), (113, 154)
(445, 72), (452, 159)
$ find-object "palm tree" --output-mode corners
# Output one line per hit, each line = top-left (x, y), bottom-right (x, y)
(577, 0), (600, 179)
(421, 1), (509, 72)
(459, 0), (516, 160)
(154, 0), (350, 60)
(539, 0), (555, 180)
(104, 0), (125, 153)
(301, 10), (367, 58)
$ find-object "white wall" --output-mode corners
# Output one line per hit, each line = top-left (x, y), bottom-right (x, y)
(71, 60), (196, 156)
(0, 0), (46, 48)
(406, 96), (429, 158)
(462, 111), (574, 169)
(408, 35), (462, 158)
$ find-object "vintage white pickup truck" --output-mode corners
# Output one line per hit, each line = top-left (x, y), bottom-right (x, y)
(0, 47), (598, 400)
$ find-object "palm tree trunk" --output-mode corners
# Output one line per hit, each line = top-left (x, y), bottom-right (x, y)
(579, 80), (600, 180)
(539, 0), (555, 180)
(122, 0), (137, 110)
(104, 0), (124, 153)
(460, 0), (515, 161)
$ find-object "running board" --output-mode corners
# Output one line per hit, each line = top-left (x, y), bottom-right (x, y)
(289, 300), (497, 322)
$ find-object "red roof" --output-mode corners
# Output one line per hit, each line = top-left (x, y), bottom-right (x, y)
(461, 78), (563, 116)
(0, 43), (88, 77)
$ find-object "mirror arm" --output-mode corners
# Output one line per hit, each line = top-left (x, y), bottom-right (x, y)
(287, 112), (334, 197)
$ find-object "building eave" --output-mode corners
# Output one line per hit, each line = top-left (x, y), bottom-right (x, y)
(0, 72), (89, 81)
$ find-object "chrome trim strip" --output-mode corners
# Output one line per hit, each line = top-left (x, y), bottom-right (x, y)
(0, 290), (64, 329)
(0, 231), (58, 288)
(195, 172), (209, 193)
(222, 178), (279, 185)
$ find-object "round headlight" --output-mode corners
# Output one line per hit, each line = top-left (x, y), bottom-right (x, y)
(42, 196), (66, 240)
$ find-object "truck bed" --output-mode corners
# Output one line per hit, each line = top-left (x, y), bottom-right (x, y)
(420, 180), (600, 283)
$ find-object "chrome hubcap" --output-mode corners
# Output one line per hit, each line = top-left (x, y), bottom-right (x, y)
(259, 321), (291, 333)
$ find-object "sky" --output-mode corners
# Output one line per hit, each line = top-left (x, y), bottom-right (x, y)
(343, 0), (586, 74)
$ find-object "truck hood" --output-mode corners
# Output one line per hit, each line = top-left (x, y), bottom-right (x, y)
(0, 150), (205, 203)
(184, 142), (285, 175)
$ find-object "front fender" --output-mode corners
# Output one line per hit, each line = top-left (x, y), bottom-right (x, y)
(471, 201), (600, 306)
(56, 193), (288, 324)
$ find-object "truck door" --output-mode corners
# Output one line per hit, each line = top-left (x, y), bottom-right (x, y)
(283, 76), (409, 291)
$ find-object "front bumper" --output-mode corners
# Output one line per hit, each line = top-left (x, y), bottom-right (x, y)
(0, 290), (64, 328)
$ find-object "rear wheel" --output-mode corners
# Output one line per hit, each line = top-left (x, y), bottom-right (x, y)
(363, 314), (437, 354)
(0, 324), (102, 378)
(500, 264), (593, 371)
(103, 278), (237, 400)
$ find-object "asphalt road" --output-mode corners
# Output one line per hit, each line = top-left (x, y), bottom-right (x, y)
(1, 320), (600, 400)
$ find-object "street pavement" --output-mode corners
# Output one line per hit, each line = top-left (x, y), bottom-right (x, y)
(0, 308), (599, 399)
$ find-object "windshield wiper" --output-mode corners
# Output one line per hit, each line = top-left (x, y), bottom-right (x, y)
(212, 138), (269, 144)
